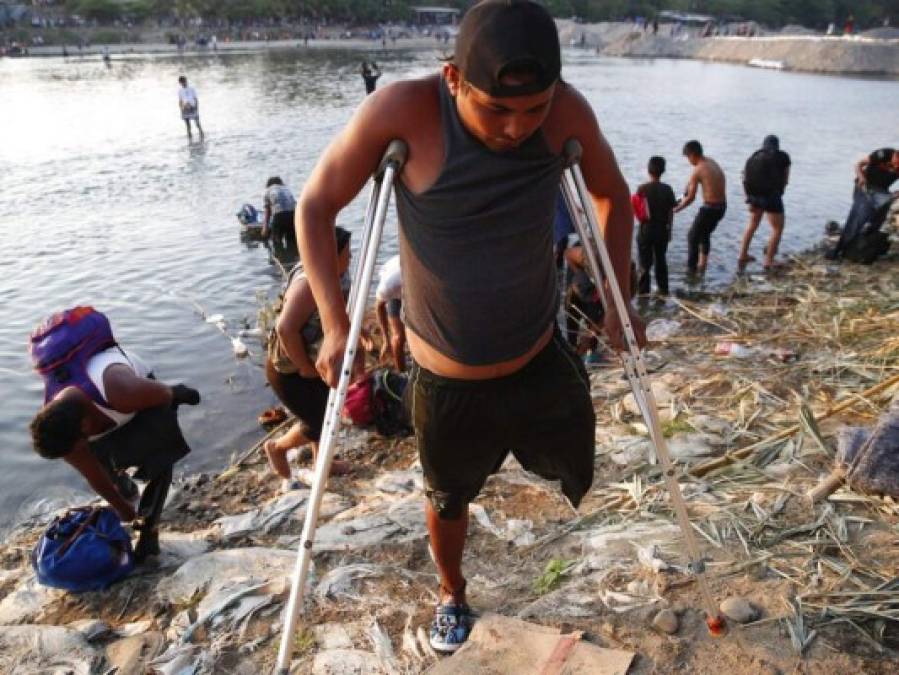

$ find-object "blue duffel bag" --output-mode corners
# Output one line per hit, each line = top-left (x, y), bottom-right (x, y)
(31, 506), (135, 592)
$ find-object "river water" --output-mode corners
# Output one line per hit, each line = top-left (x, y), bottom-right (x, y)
(1, 47), (896, 530)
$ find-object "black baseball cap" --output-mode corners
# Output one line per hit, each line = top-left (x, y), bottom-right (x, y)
(453, 0), (561, 98)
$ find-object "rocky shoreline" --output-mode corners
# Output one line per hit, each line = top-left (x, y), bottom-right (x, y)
(1, 212), (897, 673)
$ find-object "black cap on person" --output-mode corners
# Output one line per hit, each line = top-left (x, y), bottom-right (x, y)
(453, 0), (561, 98)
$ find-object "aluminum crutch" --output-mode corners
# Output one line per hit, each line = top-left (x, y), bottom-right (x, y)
(560, 139), (726, 636)
(275, 140), (409, 674)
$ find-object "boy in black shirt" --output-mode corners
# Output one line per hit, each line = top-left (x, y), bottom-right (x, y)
(636, 156), (678, 295)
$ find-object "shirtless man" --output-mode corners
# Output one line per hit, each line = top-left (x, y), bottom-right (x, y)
(294, 0), (645, 652)
(673, 140), (727, 275)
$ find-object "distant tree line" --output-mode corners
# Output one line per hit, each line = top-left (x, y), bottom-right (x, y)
(58, 0), (899, 29)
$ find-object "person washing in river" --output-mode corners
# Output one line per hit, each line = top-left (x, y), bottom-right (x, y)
(262, 176), (298, 249)
(177, 75), (204, 141)
(673, 140), (727, 277)
(29, 309), (199, 563)
(293, 0), (644, 652)
(737, 135), (791, 271)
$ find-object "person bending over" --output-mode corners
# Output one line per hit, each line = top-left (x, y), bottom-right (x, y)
(293, 0), (645, 652)
(30, 337), (199, 562)
(262, 176), (298, 250)
(826, 147), (898, 262)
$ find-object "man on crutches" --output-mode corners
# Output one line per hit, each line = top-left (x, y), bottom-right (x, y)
(295, 0), (645, 654)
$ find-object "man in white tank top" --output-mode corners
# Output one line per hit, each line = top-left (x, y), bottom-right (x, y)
(30, 345), (200, 562)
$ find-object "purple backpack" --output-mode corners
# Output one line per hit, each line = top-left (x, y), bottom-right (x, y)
(30, 307), (117, 405)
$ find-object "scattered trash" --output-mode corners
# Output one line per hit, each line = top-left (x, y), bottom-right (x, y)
(303, 496), (427, 552)
(469, 503), (535, 546)
(714, 341), (756, 358)
(105, 631), (165, 675)
(215, 490), (350, 539)
(0, 624), (100, 675)
(0, 574), (61, 624)
(148, 644), (213, 675)
(231, 337), (249, 358)
(157, 548), (297, 605)
(646, 318), (681, 341)
(67, 618), (113, 642)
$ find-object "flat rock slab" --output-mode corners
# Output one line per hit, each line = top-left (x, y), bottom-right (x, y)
(426, 613), (634, 675)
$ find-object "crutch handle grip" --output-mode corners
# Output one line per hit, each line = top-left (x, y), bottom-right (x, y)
(562, 138), (583, 168)
(377, 139), (409, 178)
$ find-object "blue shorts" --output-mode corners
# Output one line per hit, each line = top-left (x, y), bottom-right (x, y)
(746, 194), (784, 214)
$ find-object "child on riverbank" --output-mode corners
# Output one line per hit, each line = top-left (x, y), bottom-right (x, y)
(636, 156), (678, 295)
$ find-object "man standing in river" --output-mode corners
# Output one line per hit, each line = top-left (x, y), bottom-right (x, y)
(177, 75), (204, 141)
(294, 0), (645, 652)
(674, 140), (727, 276)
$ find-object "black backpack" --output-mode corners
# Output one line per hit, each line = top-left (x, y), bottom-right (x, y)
(743, 149), (779, 196)
(371, 368), (412, 438)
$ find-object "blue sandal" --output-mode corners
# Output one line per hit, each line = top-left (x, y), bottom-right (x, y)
(429, 602), (473, 653)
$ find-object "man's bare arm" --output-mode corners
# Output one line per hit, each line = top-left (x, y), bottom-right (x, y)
(64, 443), (136, 521)
(674, 170), (699, 212)
(855, 157), (869, 186)
(295, 82), (411, 384)
(276, 281), (318, 376)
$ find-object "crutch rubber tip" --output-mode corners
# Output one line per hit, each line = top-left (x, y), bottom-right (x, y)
(706, 614), (727, 637)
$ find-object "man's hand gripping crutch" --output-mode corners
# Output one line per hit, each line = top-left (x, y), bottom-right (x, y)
(275, 140), (408, 674)
(560, 138), (726, 636)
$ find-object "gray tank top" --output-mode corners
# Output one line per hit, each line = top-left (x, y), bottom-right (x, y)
(395, 78), (563, 366)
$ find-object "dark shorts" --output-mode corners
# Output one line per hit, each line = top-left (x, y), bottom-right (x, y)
(270, 210), (296, 243)
(89, 405), (191, 482)
(266, 359), (329, 441)
(746, 194), (784, 214)
(408, 330), (596, 519)
(386, 298), (402, 318)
